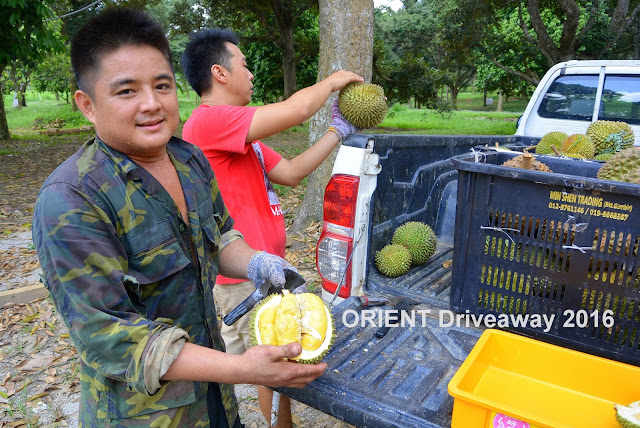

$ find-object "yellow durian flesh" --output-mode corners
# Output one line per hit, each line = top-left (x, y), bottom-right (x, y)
(299, 293), (328, 351)
(258, 305), (278, 346)
(250, 291), (333, 363)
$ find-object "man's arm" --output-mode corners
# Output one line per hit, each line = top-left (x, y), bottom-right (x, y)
(267, 131), (340, 186)
(246, 70), (363, 143)
(162, 341), (326, 388)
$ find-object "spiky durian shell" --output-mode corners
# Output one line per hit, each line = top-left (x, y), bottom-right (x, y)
(561, 134), (595, 158)
(375, 243), (412, 277)
(338, 82), (388, 128)
(249, 292), (334, 364)
(597, 147), (640, 184)
(595, 153), (614, 161)
(392, 221), (437, 266)
(615, 401), (640, 428)
(587, 120), (635, 155)
(537, 131), (568, 155)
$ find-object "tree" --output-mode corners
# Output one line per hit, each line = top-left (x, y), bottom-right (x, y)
(372, 2), (449, 109)
(32, 53), (73, 103)
(459, 0), (640, 86)
(292, 0), (374, 232)
(205, 0), (318, 99)
(0, 0), (64, 139)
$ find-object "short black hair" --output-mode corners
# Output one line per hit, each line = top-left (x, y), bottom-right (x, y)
(70, 7), (172, 95)
(181, 29), (239, 97)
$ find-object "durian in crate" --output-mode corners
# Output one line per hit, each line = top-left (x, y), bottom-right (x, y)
(536, 131), (568, 155)
(249, 290), (334, 364)
(597, 147), (640, 184)
(587, 120), (634, 156)
(338, 82), (388, 128)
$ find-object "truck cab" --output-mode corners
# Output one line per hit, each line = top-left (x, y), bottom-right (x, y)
(515, 60), (640, 145)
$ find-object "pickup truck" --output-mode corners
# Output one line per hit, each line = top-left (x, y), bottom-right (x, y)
(279, 134), (538, 427)
(277, 60), (640, 428)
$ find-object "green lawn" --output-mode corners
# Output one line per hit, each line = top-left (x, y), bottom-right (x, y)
(3, 89), (527, 136)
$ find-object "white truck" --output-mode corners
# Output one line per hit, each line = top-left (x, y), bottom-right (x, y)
(277, 60), (640, 427)
(516, 60), (640, 145)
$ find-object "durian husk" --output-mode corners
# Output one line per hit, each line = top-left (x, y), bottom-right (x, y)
(587, 120), (635, 155)
(391, 221), (437, 266)
(338, 82), (388, 128)
(596, 147), (640, 184)
(537, 131), (568, 155)
(375, 243), (412, 277)
(561, 133), (595, 158)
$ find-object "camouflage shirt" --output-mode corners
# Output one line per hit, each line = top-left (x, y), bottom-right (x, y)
(32, 136), (242, 427)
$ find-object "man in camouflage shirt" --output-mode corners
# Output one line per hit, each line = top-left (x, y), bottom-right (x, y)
(32, 8), (326, 428)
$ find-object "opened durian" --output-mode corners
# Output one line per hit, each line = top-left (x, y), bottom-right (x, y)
(375, 243), (412, 277)
(392, 221), (437, 266)
(338, 82), (387, 128)
(615, 400), (640, 428)
(249, 290), (333, 364)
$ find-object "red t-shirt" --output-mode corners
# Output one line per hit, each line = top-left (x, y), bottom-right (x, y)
(182, 104), (285, 284)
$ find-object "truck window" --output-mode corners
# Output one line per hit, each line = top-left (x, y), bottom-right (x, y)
(599, 75), (640, 124)
(537, 74), (599, 121)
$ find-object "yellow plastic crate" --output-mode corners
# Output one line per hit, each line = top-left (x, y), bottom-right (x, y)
(448, 329), (640, 428)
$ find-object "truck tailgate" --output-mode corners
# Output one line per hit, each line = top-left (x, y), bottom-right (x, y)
(279, 264), (483, 428)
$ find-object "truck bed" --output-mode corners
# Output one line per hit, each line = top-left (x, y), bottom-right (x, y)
(280, 135), (539, 427)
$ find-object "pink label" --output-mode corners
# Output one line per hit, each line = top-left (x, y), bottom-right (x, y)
(492, 413), (530, 428)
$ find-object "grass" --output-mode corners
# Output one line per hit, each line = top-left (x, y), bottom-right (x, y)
(378, 104), (521, 135)
(3, 89), (528, 136)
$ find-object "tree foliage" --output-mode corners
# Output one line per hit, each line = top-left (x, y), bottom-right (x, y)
(204, 0), (318, 99)
(0, 0), (65, 139)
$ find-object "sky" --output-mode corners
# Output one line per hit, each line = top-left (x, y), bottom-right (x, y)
(374, 0), (403, 11)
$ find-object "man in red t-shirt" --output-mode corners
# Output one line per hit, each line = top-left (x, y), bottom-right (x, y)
(181, 29), (362, 427)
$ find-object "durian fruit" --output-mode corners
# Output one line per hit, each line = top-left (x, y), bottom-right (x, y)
(561, 133), (595, 158)
(249, 290), (334, 364)
(501, 153), (553, 172)
(587, 120), (635, 155)
(536, 131), (568, 155)
(338, 82), (387, 128)
(375, 243), (412, 277)
(392, 221), (437, 266)
(597, 147), (640, 184)
(615, 400), (640, 428)
(595, 153), (614, 161)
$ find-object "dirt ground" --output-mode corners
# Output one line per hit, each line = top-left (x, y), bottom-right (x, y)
(0, 130), (352, 428)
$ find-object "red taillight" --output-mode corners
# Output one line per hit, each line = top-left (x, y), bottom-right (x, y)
(323, 174), (360, 227)
(317, 174), (360, 299)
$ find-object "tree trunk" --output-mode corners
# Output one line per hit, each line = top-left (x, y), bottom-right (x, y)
(450, 85), (459, 109)
(281, 24), (297, 99)
(269, 0), (298, 99)
(291, 0), (374, 233)
(497, 90), (503, 112)
(0, 68), (9, 140)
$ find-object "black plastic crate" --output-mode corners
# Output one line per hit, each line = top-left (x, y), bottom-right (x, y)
(451, 151), (640, 366)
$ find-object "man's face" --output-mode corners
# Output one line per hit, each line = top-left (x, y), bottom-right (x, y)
(224, 42), (254, 106)
(76, 44), (180, 157)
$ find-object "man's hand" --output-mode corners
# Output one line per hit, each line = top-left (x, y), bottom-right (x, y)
(329, 99), (360, 142)
(325, 70), (364, 92)
(241, 343), (327, 388)
(247, 251), (297, 288)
